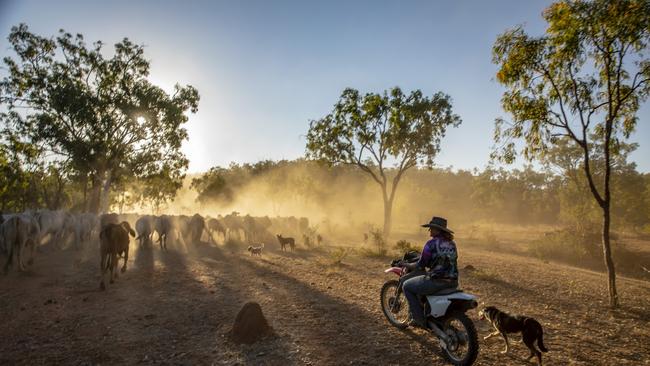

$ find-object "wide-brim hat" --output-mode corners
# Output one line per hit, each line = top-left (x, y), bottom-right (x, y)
(421, 216), (454, 234)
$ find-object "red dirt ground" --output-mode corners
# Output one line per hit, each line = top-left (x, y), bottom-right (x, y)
(1, 238), (649, 365)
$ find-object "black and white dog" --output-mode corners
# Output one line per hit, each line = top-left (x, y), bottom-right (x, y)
(247, 243), (264, 256)
(479, 306), (548, 365)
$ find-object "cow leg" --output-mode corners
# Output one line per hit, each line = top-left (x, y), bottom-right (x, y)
(4, 246), (12, 274)
(53, 231), (62, 250)
(17, 239), (26, 271)
(110, 254), (117, 283)
(100, 253), (107, 290)
(121, 247), (129, 273)
(27, 239), (35, 265)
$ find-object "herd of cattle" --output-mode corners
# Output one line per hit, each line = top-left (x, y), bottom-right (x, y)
(0, 210), (313, 287)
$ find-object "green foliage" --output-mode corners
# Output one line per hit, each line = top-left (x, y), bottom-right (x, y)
(529, 225), (644, 278)
(305, 87), (460, 236)
(529, 226), (602, 263)
(493, 0), (650, 307)
(471, 166), (560, 224)
(492, 0), (650, 189)
(189, 158), (650, 232)
(0, 24), (199, 213)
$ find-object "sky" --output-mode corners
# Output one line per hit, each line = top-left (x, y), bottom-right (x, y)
(1, 0), (648, 173)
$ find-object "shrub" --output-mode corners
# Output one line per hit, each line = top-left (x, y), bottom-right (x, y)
(529, 223), (603, 264)
(394, 239), (418, 254)
(369, 227), (387, 256)
(327, 246), (351, 265)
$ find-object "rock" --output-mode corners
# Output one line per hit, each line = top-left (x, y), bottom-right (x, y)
(229, 302), (273, 344)
(463, 265), (476, 271)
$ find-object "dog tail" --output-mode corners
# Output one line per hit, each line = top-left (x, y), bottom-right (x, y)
(526, 318), (548, 352)
(537, 331), (548, 352)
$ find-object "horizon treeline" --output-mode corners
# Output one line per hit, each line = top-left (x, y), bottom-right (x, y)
(5, 152), (647, 236)
(188, 156), (650, 235)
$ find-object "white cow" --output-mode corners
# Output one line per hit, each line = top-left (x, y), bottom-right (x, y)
(0, 213), (40, 273)
(35, 210), (74, 249)
(73, 213), (99, 249)
(135, 215), (156, 248)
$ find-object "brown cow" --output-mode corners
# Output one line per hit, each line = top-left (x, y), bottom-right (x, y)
(99, 221), (135, 290)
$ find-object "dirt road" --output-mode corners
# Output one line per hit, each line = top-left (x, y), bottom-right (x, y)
(1, 240), (649, 365)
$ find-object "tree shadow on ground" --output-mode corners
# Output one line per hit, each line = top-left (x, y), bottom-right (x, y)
(196, 251), (445, 365)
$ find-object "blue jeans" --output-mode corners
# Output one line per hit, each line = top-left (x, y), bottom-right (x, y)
(402, 275), (458, 326)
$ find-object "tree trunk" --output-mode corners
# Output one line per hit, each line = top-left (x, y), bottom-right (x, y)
(601, 201), (618, 308)
(383, 193), (393, 239)
(99, 170), (112, 214)
(82, 178), (88, 211)
(88, 172), (103, 214)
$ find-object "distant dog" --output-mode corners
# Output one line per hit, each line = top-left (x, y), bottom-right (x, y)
(247, 243), (264, 256)
(276, 234), (295, 252)
(479, 306), (548, 365)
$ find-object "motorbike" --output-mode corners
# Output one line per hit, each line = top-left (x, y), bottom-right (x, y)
(380, 253), (479, 366)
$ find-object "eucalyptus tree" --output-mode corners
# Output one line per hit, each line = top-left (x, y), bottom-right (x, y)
(0, 24), (199, 213)
(492, 0), (650, 307)
(306, 87), (460, 237)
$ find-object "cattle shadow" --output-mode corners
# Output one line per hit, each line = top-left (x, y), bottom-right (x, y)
(465, 270), (581, 312)
(195, 251), (444, 365)
(188, 240), (226, 260)
(155, 241), (296, 365)
(133, 243), (155, 273)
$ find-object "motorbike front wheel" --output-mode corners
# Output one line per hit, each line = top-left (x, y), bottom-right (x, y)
(440, 311), (479, 366)
(380, 280), (410, 329)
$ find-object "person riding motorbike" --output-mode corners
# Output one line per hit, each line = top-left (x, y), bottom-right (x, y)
(401, 216), (459, 329)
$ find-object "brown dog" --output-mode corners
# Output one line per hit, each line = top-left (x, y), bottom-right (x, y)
(479, 306), (548, 365)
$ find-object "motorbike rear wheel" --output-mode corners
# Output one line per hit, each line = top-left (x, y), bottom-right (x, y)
(440, 311), (479, 366)
(380, 280), (410, 329)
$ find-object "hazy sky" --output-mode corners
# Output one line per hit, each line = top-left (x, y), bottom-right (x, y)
(1, 0), (648, 172)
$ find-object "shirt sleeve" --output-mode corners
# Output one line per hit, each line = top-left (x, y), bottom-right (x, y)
(416, 239), (434, 269)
